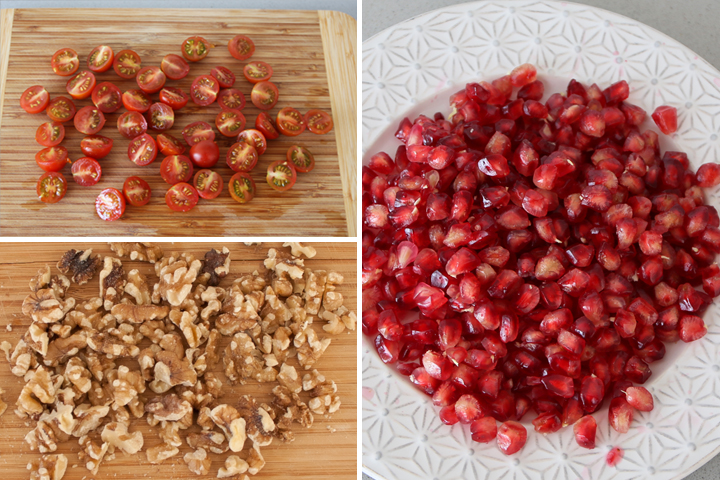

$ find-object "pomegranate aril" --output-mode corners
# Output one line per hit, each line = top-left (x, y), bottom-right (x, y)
(496, 421), (527, 455)
(607, 446), (624, 467)
(374, 335), (400, 363)
(455, 394), (483, 424)
(651, 105), (678, 135)
(679, 314), (707, 342)
(625, 386), (654, 412)
(410, 366), (441, 394)
(377, 310), (404, 341)
(614, 308), (637, 338)
(432, 380), (459, 407)
(369, 152), (395, 175)
(624, 355), (651, 383)
(510, 63), (537, 87)
(541, 374), (574, 398)
(696, 163), (720, 188)
(558, 329), (585, 356)
(439, 405), (459, 425)
(466, 349), (496, 370)
(532, 412), (562, 433)
(603, 80), (629, 105)
(609, 396), (633, 433)
(478, 370), (503, 399)
(580, 375), (605, 413)
(574, 415), (597, 449)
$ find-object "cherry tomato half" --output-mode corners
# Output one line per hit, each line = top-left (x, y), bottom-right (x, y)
(182, 36), (213, 62)
(243, 61), (272, 84)
(136, 66), (167, 94)
(157, 133), (186, 156)
(46, 96), (76, 123)
(87, 45), (114, 73)
(36, 146), (69, 172)
(81, 135), (113, 159)
(210, 66), (235, 88)
(66, 71), (96, 100)
(37, 172), (68, 203)
(166, 183), (199, 212)
(305, 109), (334, 134)
(74, 106), (106, 135)
(91, 82), (122, 113)
(218, 88), (246, 111)
(20, 85), (50, 114)
(226, 142), (258, 172)
(71, 157), (102, 186)
(266, 160), (297, 192)
(128, 133), (158, 166)
(122, 89), (151, 113)
(236, 129), (267, 155)
(123, 176), (151, 207)
(190, 75), (220, 106)
(286, 145), (315, 173)
(216, 109), (246, 137)
(189, 140), (220, 168)
(159, 87), (188, 110)
(161, 155), (194, 184)
(255, 112), (280, 140)
(182, 121), (215, 145)
(161, 54), (190, 80)
(228, 172), (256, 203)
(277, 107), (306, 136)
(228, 35), (255, 61)
(113, 49), (142, 79)
(251, 81), (279, 110)
(193, 169), (223, 200)
(117, 111), (148, 139)
(36, 122), (65, 147)
(51, 48), (79, 77)
(96, 188), (126, 221)
(147, 103), (175, 132)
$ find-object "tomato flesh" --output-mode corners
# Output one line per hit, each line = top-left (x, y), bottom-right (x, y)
(74, 106), (106, 135)
(161, 54), (190, 80)
(159, 87), (189, 110)
(255, 112), (280, 140)
(251, 81), (279, 110)
(157, 133), (186, 156)
(236, 129), (267, 155)
(128, 133), (158, 166)
(46, 96), (76, 123)
(80, 135), (113, 159)
(20, 85), (50, 114)
(122, 89), (151, 113)
(36, 122), (65, 147)
(113, 49), (142, 79)
(51, 48), (79, 76)
(189, 140), (220, 168)
(228, 35), (255, 61)
(277, 107), (306, 136)
(36, 146), (69, 172)
(227, 142), (258, 172)
(267, 160), (297, 191)
(66, 71), (97, 100)
(136, 66), (167, 94)
(216, 109), (246, 137)
(194, 169), (223, 199)
(243, 61), (273, 83)
(123, 176), (152, 207)
(87, 45), (114, 73)
(117, 111), (147, 139)
(91, 82), (122, 113)
(161, 155), (194, 184)
(37, 172), (68, 203)
(96, 188), (126, 221)
(218, 88), (246, 111)
(182, 36), (213, 62)
(71, 157), (102, 186)
(182, 121), (215, 145)
(287, 145), (315, 173)
(166, 183), (199, 212)
(190, 75), (220, 106)
(210, 66), (236, 88)
(304, 109), (334, 134)
(148, 103), (175, 132)
(229, 172), (256, 203)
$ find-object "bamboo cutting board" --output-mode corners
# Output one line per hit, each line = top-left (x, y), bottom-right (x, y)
(0, 242), (357, 479)
(0, 9), (357, 236)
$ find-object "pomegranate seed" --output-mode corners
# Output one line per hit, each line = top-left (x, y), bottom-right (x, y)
(581, 185), (613, 212)
(369, 152), (395, 175)
(624, 355), (651, 383)
(478, 370), (503, 399)
(455, 394), (483, 424)
(573, 415), (597, 449)
(579, 109), (606, 137)
(558, 268), (590, 297)
(541, 374), (574, 398)
(378, 310), (403, 341)
(580, 375), (605, 413)
(614, 309), (637, 338)
(607, 446), (624, 467)
(532, 412), (562, 433)
(558, 329), (585, 356)
(651, 105), (678, 135)
(487, 269), (522, 299)
(518, 80), (544, 101)
(625, 386), (654, 412)
(466, 349), (496, 370)
(514, 284), (540, 314)
(679, 315), (707, 342)
(603, 80), (629, 105)
(609, 395), (634, 433)
(375, 335), (400, 363)
(697, 162), (720, 188)
(432, 381), (459, 407)
(510, 63), (537, 87)
(409, 366), (441, 394)
(496, 421), (527, 455)
(439, 405), (459, 425)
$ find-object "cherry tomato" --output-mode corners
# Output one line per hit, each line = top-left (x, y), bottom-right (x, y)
(122, 90), (151, 113)
(277, 107), (306, 136)
(166, 183), (199, 212)
(87, 45), (114, 73)
(91, 82), (122, 113)
(216, 109), (246, 137)
(182, 36), (213, 62)
(74, 106), (106, 135)
(37, 172), (68, 203)
(20, 85), (50, 114)
(161, 155), (194, 184)
(66, 71), (96, 100)
(226, 142), (258, 172)
(243, 61), (272, 84)
(71, 157), (102, 186)
(237, 129), (267, 155)
(35, 146), (69, 172)
(182, 121), (215, 145)
(189, 140), (220, 168)
(161, 54), (190, 80)
(305, 109), (334, 134)
(36, 122), (65, 147)
(46, 96), (76, 123)
(210, 66), (235, 88)
(136, 66), (167, 94)
(218, 88), (246, 111)
(228, 35), (255, 61)
(123, 176), (151, 206)
(228, 172), (256, 203)
(255, 112), (280, 140)
(190, 75), (220, 106)
(147, 103), (175, 132)
(157, 133), (186, 156)
(266, 160), (297, 191)
(113, 49), (141, 79)
(287, 145), (315, 173)
(51, 48), (79, 76)
(128, 133), (158, 166)
(251, 81), (279, 110)
(193, 169), (223, 199)
(80, 135), (113, 159)
(159, 87), (188, 110)
(96, 188), (126, 221)
(117, 111), (148, 139)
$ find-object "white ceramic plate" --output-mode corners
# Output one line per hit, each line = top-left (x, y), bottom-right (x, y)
(362, 1), (720, 479)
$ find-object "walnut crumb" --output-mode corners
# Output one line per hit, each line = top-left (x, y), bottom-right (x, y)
(57, 249), (102, 285)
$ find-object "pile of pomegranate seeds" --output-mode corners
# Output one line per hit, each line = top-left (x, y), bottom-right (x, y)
(362, 63), (720, 456)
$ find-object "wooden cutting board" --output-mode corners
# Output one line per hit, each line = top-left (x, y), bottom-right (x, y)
(0, 242), (357, 479)
(0, 9), (357, 236)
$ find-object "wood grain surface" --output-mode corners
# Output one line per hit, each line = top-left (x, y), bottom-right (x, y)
(0, 9), (357, 236)
(0, 242), (357, 479)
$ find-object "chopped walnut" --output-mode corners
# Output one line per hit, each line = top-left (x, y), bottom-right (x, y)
(110, 366), (145, 411)
(302, 369), (326, 391)
(321, 308), (346, 335)
(204, 329), (221, 368)
(282, 242), (317, 258)
(216, 309), (259, 336)
(303, 269), (327, 315)
(98, 256), (125, 311)
(28, 453), (68, 480)
(24, 322), (49, 357)
(247, 442), (266, 475)
(235, 273), (266, 295)
(109, 242), (164, 263)
(218, 455), (249, 478)
(100, 422), (144, 454)
(170, 309), (209, 348)
(29, 265), (71, 298)
(45, 332), (87, 367)
(82, 350), (115, 382)
(200, 247), (231, 286)
(186, 430), (229, 454)
(146, 442), (179, 464)
(184, 448), (211, 475)
(197, 406), (214, 430)
(22, 289), (74, 324)
(86, 329), (140, 359)
(265, 248), (305, 280)
(152, 253), (202, 306)
(308, 380), (341, 415)
(124, 269), (152, 304)
(296, 328), (332, 370)
(57, 249), (101, 285)
(138, 319), (171, 344)
(271, 271), (294, 297)
(323, 288), (344, 311)
(273, 385), (313, 431)
(64, 357), (92, 394)
(72, 404), (110, 437)
(238, 395), (276, 447)
(111, 303), (169, 324)
(87, 380), (113, 407)
(4, 339), (37, 376)
(277, 363), (302, 394)
(224, 332), (274, 385)
(210, 404), (247, 452)
(159, 331), (185, 358)
(145, 394), (192, 421)
(154, 350), (197, 387)
(78, 436), (108, 475)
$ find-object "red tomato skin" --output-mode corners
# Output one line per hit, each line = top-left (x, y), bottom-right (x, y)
(159, 87), (189, 110)
(113, 50), (141, 79)
(304, 109), (334, 134)
(66, 71), (96, 100)
(189, 140), (220, 168)
(216, 109), (246, 137)
(157, 133), (186, 156)
(35, 146), (69, 172)
(218, 88), (246, 111)
(161, 54), (190, 80)
(182, 36), (213, 62)
(87, 45), (114, 73)
(136, 66), (167, 94)
(251, 81), (279, 110)
(228, 172), (256, 203)
(37, 172), (68, 203)
(181, 121), (215, 145)
(80, 135), (113, 159)
(74, 106), (106, 135)
(123, 176), (152, 207)
(190, 75), (220, 106)
(127, 133), (158, 166)
(20, 85), (50, 114)
(255, 112), (280, 140)
(228, 35), (255, 61)
(35, 122), (65, 147)
(117, 111), (148, 139)
(193, 169), (224, 199)
(160, 155), (194, 185)
(46, 96), (76, 123)
(71, 157), (102, 186)
(210, 66), (236, 88)
(165, 183), (199, 212)
(91, 82), (122, 113)
(122, 90), (151, 113)
(96, 188), (126, 221)
(51, 48), (79, 77)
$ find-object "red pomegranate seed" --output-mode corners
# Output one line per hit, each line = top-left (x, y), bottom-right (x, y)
(558, 329), (585, 356)
(514, 284), (540, 314)
(470, 416), (498, 443)
(541, 374), (574, 398)
(697, 163), (720, 188)
(581, 185), (613, 212)
(573, 415), (597, 449)
(438, 318), (462, 350)
(651, 105), (678, 135)
(409, 366), (441, 394)
(607, 446), (624, 467)
(496, 421), (527, 455)
(510, 63), (537, 87)
(625, 386), (654, 412)
(532, 412), (562, 433)
(624, 355), (651, 383)
(455, 394), (483, 424)
(375, 335), (400, 364)
(608, 396), (633, 433)
(614, 308), (637, 338)
(369, 152), (395, 175)
(678, 315), (707, 342)
(439, 405), (459, 425)
(580, 375), (605, 413)
(579, 109), (606, 137)
(432, 380), (459, 407)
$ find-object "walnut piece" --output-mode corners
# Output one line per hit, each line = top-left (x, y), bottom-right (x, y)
(218, 455), (249, 478)
(22, 289), (74, 324)
(109, 242), (164, 263)
(209, 404), (247, 452)
(145, 394), (192, 421)
(57, 249), (101, 285)
(186, 430), (229, 454)
(100, 422), (144, 454)
(4, 339), (37, 376)
(238, 395), (276, 447)
(45, 332), (87, 367)
(124, 269), (152, 304)
(183, 448), (211, 475)
(200, 247), (231, 286)
(29, 265), (70, 298)
(223, 332), (272, 385)
(277, 363), (302, 394)
(154, 350), (197, 387)
(99, 256), (126, 310)
(111, 303), (169, 323)
(264, 248), (305, 279)
(78, 436), (108, 475)
(282, 242), (317, 258)
(247, 442), (266, 475)
(64, 357), (92, 393)
(28, 453), (68, 480)
(153, 253), (202, 306)
(72, 404), (110, 437)
(146, 442), (179, 464)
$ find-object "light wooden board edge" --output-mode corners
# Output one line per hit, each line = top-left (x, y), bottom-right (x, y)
(0, 8), (14, 130)
(319, 10), (357, 237)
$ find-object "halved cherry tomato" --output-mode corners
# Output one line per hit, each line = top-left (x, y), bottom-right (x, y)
(266, 160), (297, 191)
(305, 109), (334, 134)
(123, 176), (151, 206)
(122, 90), (151, 113)
(71, 157), (102, 186)
(117, 111), (148, 139)
(81, 135), (113, 159)
(66, 71), (96, 100)
(287, 145), (315, 173)
(181, 121), (215, 145)
(216, 109), (246, 137)
(36, 146), (69, 172)
(128, 133), (158, 166)
(255, 112), (280, 140)
(237, 129), (267, 155)
(46, 96), (76, 123)
(228, 35), (255, 61)
(161, 155), (193, 184)
(37, 172), (68, 203)
(166, 183), (199, 212)
(36, 122), (65, 147)
(243, 61), (272, 84)
(226, 142), (258, 172)
(276, 107), (306, 136)
(161, 54), (190, 80)
(210, 66), (235, 88)
(51, 49), (79, 77)
(189, 140), (220, 168)
(20, 85), (50, 114)
(193, 169), (223, 199)
(96, 188), (126, 221)
(91, 82), (122, 113)
(147, 103), (175, 132)
(157, 133), (186, 156)
(136, 66), (167, 94)
(218, 88), (246, 111)
(182, 36), (213, 62)
(159, 87), (188, 110)
(190, 75), (220, 106)
(113, 49), (141, 79)
(251, 81), (279, 110)
(74, 106), (106, 135)
(228, 172), (256, 203)
(87, 45), (114, 73)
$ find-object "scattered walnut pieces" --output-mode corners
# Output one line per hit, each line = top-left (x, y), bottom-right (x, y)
(28, 453), (68, 480)
(218, 455), (249, 478)
(247, 442), (266, 475)
(29, 265), (70, 298)
(22, 289), (75, 324)
(109, 242), (164, 263)
(146, 442), (179, 464)
(187, 430), (229, 454)
(210, 404), (247, 452)
(125, 269), (152, 304)
(282, 242), (317, 258)
(56, 249), (101, 285)
(98, 256), (126, 310)
(200, 246), (231, 286)
(184, 448), (211, 475)
(238, 395), (276, 447)
(100, 422), (144, 454)
(78, 436), (109, 475)
(153, 253), (202, 306)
